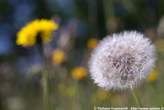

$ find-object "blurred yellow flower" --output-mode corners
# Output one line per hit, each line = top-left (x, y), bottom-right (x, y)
(52, 49), (65, 64)
(96, 89), (111, 101)
(91, 89), (111, 103)
(87, 38), (98, 49)
(147, 68), (159, 82)
(71, 67), (87, 80)
(16, 19), (58, 47)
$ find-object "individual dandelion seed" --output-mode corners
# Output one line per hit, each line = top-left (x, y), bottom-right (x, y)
(89, 31), (156, 90)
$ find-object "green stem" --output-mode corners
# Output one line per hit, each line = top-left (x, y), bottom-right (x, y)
(130, 88), (142, 107)
(37, 34), (51, 110)
(42, 69), (50, 110)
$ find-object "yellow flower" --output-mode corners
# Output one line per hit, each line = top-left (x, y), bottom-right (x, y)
(96, 89), (111, 101)
(16, 19), (58, 47)
(71, 67), (87, 80)
(91, 89), (111, 103)
(147, 68), (159, 82)
(52, 49), (65, 64)
(87, 38), (98, 49)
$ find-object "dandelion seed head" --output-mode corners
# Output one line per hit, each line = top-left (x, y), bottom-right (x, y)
(89, 31), (156, 90)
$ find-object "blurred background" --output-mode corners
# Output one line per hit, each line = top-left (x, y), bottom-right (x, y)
(0, 0), (164, 110)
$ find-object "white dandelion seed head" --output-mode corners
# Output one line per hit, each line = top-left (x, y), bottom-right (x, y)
(89, 31), (156, 90)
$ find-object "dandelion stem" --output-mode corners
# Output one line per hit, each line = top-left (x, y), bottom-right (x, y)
(42, 69), (50, 110)
(130, 88), (142, 107)
(37, 34), (51, 110)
